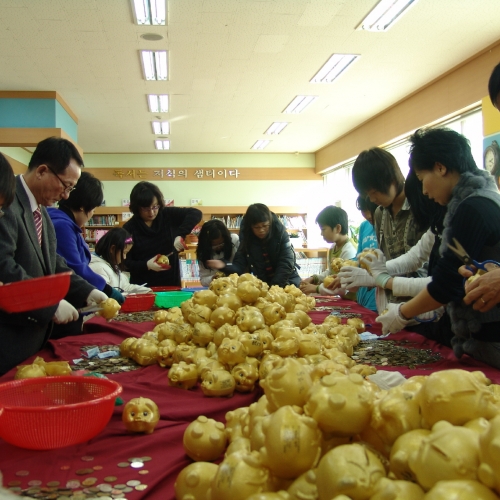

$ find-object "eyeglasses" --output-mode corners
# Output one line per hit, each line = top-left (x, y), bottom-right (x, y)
(211, 243), (224, 251)
(252, 222), (270, 231)
(0, 208), (4, 219)
(140, 205), (160, 213)
(45, 164), (76, 194)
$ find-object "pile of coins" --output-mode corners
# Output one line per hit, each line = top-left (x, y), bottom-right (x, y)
(71, 345), (140, 374)
(7, 456), (152, 499)
(112, 311), (156, 323)
(352, 339), (442, 368)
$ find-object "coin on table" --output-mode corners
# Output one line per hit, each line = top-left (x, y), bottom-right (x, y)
(47, 481), (61, 487)
(141, 456), (152, 462)
(60, 465), (71, 471)
(113, 485), (127, 490)
(15, 470), (29, 477)
(130, 462), (144, 469)
(7, 481), (21, 487)
(66, 480), (81, 489)
(126, 480), (140, 487)
(128, 457), (143, 463)
(135, 484), (148, 491)
(82, 478), (98, 486)
(99, 483), (113, 492)
(138, 470), (149, 475)
(117, 462), (130, 468)
(104, 476), (118, 483)
(28, 480), (43, 487)
(81, 455), (94, 462)
(76, 468), (94, 476)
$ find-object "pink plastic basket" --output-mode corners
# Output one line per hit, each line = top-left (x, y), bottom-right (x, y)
(0, 376), (122, 450)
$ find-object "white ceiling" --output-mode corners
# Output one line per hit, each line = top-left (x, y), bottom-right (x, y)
(1, 0), (500, 154)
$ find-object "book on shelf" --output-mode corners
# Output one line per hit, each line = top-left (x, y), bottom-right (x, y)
(277, 215), (307, 229)
(210, 215), (242, 229)
(87, 215), (117, 226)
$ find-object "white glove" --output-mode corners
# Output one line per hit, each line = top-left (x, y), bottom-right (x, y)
(86, 289), (108, 306)
(414, 306), (445, 323)
(129, 285), (152, 294)
(376, 302), (410, 335)
(174, 236), (187, 252)
(53, 299), (79, 324)
(361, 249), (392, 288)
(147, 255), (166, 272)
(338, 266), (375, 289)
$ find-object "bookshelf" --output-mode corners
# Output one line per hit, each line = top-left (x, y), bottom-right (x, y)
(83, 206), (328, 257)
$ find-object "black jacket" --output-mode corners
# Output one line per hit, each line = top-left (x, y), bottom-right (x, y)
(223, 213), (300, 287)
(123, 206), (202, 287)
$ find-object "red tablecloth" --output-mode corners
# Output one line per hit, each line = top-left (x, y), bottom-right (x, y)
(0, 298), (499, 499)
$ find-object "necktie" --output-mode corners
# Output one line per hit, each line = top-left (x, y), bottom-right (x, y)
(34, 207), (43, 245)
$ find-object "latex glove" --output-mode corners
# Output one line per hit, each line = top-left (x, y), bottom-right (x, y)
(53, 299), (79, 324)
(338, 266), (375, 289)
(86, 289), (108, 306)
(376, 302), (409, 335)
(109, 287), (125, 305)
(414, 306), (445, 323)
(361, 249), (391, 288)
(174, 236), (187, 252)
(129, 285), (152, 294)
(147, 255), (166, 272)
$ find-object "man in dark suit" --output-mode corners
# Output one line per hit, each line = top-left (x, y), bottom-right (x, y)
(0, 137), (108, 375)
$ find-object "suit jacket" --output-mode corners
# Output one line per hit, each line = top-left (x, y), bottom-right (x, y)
(0, 176), (95, 374)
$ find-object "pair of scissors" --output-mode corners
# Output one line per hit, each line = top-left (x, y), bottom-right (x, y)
(447, 237), (500, 273)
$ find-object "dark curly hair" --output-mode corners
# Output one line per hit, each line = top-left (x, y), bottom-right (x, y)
(129, 181), (165, 216)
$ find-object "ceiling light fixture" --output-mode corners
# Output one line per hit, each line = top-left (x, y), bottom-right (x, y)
(265, 122), (288, 135)
(357, 0), (417, 32)
(132, 0), (166, 25)
(147, 94), (169, 112)
(140, 50), (168, 80)
(310, 54), (359, 83)
(282, 96), (318, 114)
(152, 121), (170, 134)
(251, 140), (271, 150)
(155, 139), (170, 150)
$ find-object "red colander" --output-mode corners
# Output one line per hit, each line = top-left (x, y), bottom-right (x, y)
(0, 376), (122, 450)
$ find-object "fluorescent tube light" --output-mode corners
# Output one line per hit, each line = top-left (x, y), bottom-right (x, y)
(132, 0), (166, 25)
(152, 121), (170, 134)
(265, 122), (288, 135)
(310, 54), (359, 83)
(357, 0), (417, 32)
(155, 139), (170, 150)
(141, 50), (168, 80)
(282, 96), (318, 114)
(251, 140), (271, 150)
(147, 94), (169, 113)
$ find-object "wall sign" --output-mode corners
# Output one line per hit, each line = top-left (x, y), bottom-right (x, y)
(84, 167), (321, 181)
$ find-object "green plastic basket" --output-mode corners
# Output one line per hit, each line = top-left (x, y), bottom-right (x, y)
(154, 291), (193, 309)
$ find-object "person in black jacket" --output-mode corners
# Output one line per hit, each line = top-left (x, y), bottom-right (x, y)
(206, 203), (300, 287)
(123, 182), (202, 287)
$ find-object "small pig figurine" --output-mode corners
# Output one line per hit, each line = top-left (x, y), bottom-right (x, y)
(169, 361), (199, 389)
(122, 397), (160, 434)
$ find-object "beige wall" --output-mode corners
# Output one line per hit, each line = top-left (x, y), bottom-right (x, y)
(315, 39), (500, 173)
